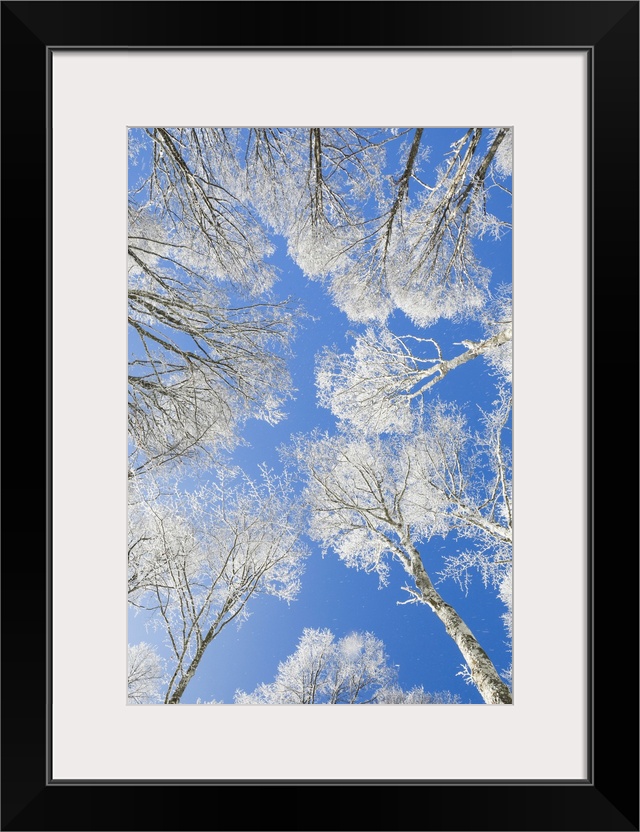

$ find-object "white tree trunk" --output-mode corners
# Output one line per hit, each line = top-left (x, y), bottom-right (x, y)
(409, 547), (512, 705)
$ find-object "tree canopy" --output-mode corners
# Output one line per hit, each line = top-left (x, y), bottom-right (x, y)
(235, 628), (460, 705)
(128, 126), (512, 705)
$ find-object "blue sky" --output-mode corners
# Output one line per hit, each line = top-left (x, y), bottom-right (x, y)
(128, 127), (512, 704)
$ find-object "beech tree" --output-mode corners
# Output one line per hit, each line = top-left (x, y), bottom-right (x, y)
(234, 628), (458, 705)
(128, 468), (308, 704)
(242, 127), (512, 326)
(288, 397), (512, 705)
(131, 127), (277, 292)
(127, 642), (166, 704)
(128, 129), (299, 478)
(316, 317), (511, 436)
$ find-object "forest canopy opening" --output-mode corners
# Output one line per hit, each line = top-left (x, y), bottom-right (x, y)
(127, 127), (512, 706)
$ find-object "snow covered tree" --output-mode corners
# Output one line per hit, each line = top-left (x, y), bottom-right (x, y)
(128, 467), (308, 704)
(375, 686), (461, 704)
(316, 317), (512, 436)
(131, 128), (277, 292)
(241, 127), (388, 276)
(128, 129), (300, 478)
(126, 126), (512, 705)
(234, 628), (457, 705)
(234, 628), (393, 704)
(288, 397), (512, 705)
(127, 642), (166, 704)
(244, 127), (511, 326)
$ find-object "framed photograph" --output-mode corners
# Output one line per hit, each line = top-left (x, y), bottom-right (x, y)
(3, 2), (637, 830)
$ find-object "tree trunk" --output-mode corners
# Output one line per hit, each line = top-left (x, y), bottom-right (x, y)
(166, 640), (209, 704)
(409, 550), (512, 704)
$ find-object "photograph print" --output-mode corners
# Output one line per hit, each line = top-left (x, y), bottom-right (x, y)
(127, 126), (513, 706)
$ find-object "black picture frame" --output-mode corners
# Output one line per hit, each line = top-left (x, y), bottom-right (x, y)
(2, 2), (638, 830)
